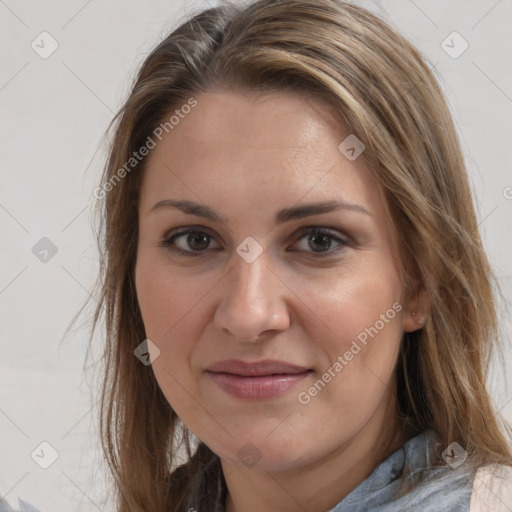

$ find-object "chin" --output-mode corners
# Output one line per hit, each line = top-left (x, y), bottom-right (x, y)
(211, 432), (317, 472)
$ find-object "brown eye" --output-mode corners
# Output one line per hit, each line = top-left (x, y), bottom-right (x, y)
(161, 228), (221, 256)
(185, 232), (211, 251)
(308, 233), (333, 252)
(291, 228), (349, 256)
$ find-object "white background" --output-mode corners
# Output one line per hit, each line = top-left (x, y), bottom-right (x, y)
(1, 0), (511, 510)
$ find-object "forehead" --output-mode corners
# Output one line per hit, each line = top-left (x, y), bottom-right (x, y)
(140, 89), (379, 209)
(184, 89), (341, 149)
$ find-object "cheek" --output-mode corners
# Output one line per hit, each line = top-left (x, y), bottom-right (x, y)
(293, 260), (403, 350)
(134, 255), (214, 401)
(135, 255), (212, 341)
(292, 262), (404, 407)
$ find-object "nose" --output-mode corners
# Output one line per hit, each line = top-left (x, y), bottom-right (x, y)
(213, 253), (290, 343)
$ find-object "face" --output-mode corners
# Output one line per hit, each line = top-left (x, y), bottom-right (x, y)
(135, 90), (422, 472)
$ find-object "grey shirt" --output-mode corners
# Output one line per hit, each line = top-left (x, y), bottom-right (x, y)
(330, 429), (474, 511)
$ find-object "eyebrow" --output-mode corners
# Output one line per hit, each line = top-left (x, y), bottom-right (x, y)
(148, 198), (371, 224)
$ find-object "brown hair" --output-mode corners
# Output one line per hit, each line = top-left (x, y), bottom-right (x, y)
(88, 1), (512, 510)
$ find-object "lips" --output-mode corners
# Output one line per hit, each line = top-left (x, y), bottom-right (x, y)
(205, 359), (313, 399)
(206, 359), (310, 376)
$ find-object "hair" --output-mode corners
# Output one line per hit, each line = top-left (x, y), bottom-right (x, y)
(88, 0), (512, 510)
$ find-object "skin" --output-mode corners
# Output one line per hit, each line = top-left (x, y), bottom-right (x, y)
(135, 90), (428, 512)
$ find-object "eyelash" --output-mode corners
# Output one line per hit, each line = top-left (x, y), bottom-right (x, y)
(159, 226), (351, 258)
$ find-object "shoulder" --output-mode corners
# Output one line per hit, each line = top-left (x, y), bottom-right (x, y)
(470, 464), (512, 512)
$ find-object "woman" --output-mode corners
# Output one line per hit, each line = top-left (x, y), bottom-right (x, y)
(90, 0), (512, 511)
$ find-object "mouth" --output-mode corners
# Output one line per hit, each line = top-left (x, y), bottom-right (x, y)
(205, 359), (314, 399)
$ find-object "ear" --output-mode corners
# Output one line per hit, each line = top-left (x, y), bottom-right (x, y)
(403, 286), (430, 333)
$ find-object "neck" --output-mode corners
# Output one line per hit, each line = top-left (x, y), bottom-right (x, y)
(222, 393), (405, 512)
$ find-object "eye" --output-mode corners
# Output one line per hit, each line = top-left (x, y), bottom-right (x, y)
(160, 227), (221, 256)
(290, 227), (349, 256)
(160, 226), (350, 258)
